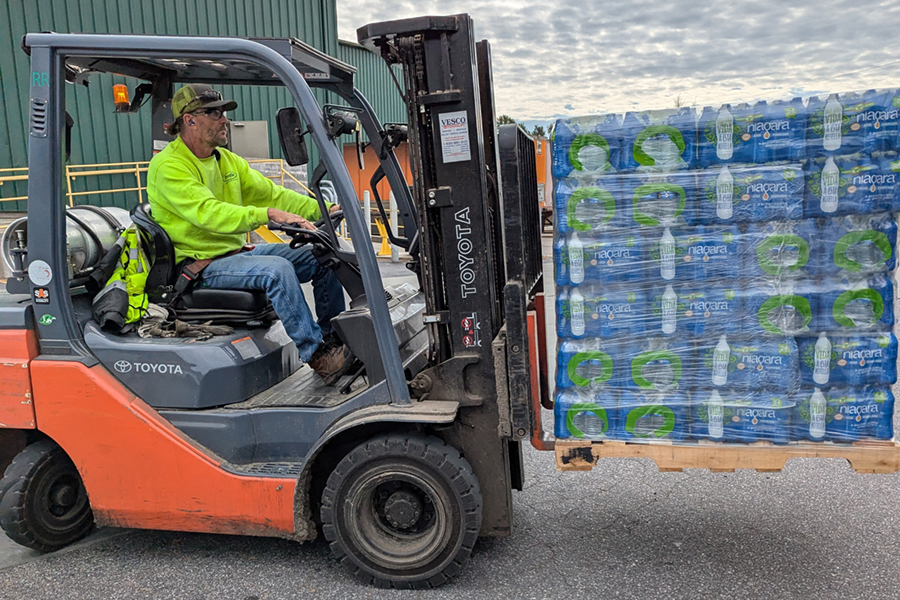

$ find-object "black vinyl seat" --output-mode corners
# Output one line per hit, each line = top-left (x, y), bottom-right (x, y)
(130, 203), (275, 325)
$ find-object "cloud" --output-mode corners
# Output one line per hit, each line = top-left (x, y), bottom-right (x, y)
(339, 0), (900, 120)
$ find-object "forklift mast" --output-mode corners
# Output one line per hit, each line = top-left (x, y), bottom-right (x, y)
(359, 15), (545, 534)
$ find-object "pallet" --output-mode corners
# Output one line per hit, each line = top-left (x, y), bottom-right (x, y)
(555, 439), (900, 474)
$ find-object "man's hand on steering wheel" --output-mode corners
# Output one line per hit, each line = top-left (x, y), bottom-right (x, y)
(267, 208), (316, 231)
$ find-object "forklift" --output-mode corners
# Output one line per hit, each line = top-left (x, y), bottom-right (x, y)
(0, 14), (548, 588)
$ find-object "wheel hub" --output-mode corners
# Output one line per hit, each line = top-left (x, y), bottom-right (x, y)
(382, 490), (422, 530)
(51, 484), (77, 508)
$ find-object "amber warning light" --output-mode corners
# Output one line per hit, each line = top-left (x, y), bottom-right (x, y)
(113, 84), (130, 113)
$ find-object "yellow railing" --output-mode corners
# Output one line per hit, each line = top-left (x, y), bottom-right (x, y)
(0, 159), (316, 207)
(0, 159), (400, 252)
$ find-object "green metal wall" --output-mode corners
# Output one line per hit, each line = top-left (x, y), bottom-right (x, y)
(338, 40), (407, 140)
(0, 0), (403, 211)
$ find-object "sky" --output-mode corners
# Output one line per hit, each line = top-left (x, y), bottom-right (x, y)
(336, 0), (900, 129)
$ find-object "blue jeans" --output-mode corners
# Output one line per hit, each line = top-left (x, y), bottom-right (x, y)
(199, 244), (345, 361)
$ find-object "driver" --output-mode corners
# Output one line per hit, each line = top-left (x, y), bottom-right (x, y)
(146, 84), (353, 385)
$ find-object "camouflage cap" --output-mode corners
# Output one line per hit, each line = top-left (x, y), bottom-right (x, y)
(171, 84), (238, 119)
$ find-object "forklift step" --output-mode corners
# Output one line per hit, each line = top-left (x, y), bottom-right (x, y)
(229, 462), (305, 476)
(555, 439), (900, 475)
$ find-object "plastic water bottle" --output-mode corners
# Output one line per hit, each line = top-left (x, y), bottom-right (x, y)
(823, 95), (843, 152)
(716, 106), (734, 160)
(708, 390), (725, 439)
(716, 167), (734, 219)
(809, 387), (827, 440)
(570, 288), (585, 337)
(821, 157), (840, 213)
(569, 232), (584, 284)
(711, 335), (731, 386)
(813, 333), (832, 385)
(660, 228), (676, 280)
(662, 284), (677, 334)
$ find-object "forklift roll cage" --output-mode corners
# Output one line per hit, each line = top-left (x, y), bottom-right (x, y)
(22, 32), (412, 404)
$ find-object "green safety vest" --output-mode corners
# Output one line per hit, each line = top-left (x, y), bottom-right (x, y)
(91, 226), (150, 331)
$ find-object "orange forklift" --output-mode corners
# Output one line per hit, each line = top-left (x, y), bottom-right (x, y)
(0, 15), (549, 588)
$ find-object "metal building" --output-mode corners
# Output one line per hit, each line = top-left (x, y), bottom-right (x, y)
(0, 0), (406, 210)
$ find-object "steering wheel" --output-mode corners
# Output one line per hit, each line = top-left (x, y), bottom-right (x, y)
(315, 208), (344, 231)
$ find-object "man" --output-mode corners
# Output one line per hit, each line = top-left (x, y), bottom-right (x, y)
(147, 84), (353, 384)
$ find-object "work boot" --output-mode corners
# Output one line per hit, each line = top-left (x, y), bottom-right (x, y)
(309, 343), (354, 386)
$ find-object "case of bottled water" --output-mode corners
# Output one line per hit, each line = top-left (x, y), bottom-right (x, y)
(798, 332), (898, 388)
(554, 388), (620, 440)
(621, 337), (697, 391)
(819, 214), (896, 276)
(556, 285), (649, 339)
(743, 280), (819, 336)
(552, 115), (621, 179)
(615, 171), (699, 227)
(804, 153), (882, 218)
(695, 336), (799, 392)
(741, 219), (819, 280)
(697, 104), (755, 167)
(620, 109), (697, 172)
(553, 231), (648, 286)
(552, 88), (899, 446)
(819, 276), (894, 333)
(554, 177), (625, 233)
(556, 338), (631, 389)
(693, 391), (793, 443)
(618, 390), (691, 441)
(698, 164), (804, 224)
(807, 92), (871, 157)
(792, 388), (894, 441)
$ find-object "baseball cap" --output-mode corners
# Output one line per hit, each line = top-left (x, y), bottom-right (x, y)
(171, 84), (238, 119)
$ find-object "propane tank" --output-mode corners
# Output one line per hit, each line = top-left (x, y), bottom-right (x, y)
(3, 206), (131, 288)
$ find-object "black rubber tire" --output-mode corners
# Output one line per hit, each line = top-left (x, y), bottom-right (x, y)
(0, 439), (94, 552)
(320, 434), (482, 589)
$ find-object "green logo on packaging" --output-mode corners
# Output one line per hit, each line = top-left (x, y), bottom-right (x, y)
(778, 343), (790, 355)
(724, 289), (735, 301)
(878, 336), (890, 348)
(627, 291), (636, 303)
(38, 314), (55, 326)
(784, 107), (798, 119)
(874, 391), (887, 403)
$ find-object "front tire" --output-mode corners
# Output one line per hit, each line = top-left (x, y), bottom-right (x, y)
(321, 434), (482, 589)
(0, 439), (94, 551)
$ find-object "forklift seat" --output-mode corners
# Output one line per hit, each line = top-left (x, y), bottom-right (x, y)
(130, 203), (275, 323)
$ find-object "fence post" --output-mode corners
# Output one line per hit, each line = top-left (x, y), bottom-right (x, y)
(363, 190), (371, 242)
(389, 191), (399, 263)
(135, 163), (143, 204)
(65, 165), (74, 207)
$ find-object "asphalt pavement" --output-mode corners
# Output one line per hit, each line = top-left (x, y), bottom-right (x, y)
(1, 238), (899, 599)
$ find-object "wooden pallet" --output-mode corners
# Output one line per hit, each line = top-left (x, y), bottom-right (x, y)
(555, 439), (900, 474)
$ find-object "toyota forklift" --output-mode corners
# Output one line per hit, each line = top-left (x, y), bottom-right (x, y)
(0, 14), (548, 588)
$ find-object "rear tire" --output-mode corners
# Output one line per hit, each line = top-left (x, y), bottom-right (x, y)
(0, 439), (94, 551)
(321, 434), (482, 589)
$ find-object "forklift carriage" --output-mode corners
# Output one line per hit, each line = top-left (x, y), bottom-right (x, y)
(0, 15), (547, 589)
